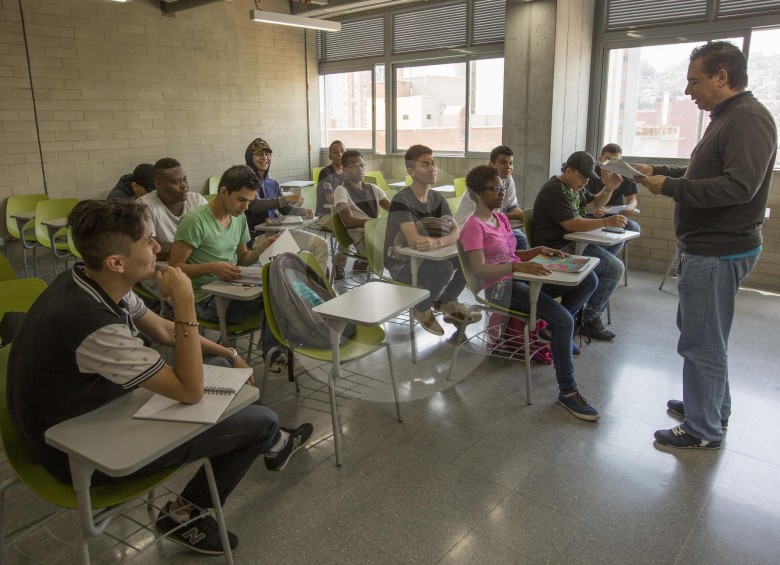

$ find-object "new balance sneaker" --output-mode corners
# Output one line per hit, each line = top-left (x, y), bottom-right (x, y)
(654, 426), (721, 449)
(264, 423), (314, 471)
(434, 300), (482, 325)
(580, 317), (615, 341)
(156, 501), (238, 555)
(558, 389), (600, 421)
(413, 308), (445, 336)
(667, 399), (728, 430)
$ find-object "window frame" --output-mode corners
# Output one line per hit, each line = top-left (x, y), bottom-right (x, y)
(319, 66), (378, 153)
(317, 0), (505, 159)
(587, 0), (780, 166)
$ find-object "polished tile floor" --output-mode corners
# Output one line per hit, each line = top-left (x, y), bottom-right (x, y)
(2, 241), (780, 564)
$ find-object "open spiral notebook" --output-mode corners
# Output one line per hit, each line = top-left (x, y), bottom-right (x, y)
(133, 365), (253, 424)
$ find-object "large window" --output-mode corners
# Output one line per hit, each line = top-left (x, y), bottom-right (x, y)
(603, 40), (739, 159)
(319, 70), (374, 150)
(593, 1), (780, 162)
(317, 0), (505, 156)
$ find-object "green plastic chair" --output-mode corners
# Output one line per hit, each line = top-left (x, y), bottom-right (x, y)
(34, 198), (79, 276)
(0, 345), (237, 564)
(203, 193), (217, 203)
(405, 175), (413, 186)
(208, 176), (220, 194)
(5, 194), (49, 278)
(330, 207), (369, 284)
(260, 252), (402, 466)
(66, 227), (82, 259)
(364, 170), (390, 192)
(447, 240), (535, 403)
(0, 256), (16, 282)
(454, 177), (467, 197)
(0, 278), (47, 321)
(312, 166), (324, 184)
(446, 196), (462, 217)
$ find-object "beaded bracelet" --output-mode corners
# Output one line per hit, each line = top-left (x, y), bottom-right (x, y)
(174, 320), (200, 338)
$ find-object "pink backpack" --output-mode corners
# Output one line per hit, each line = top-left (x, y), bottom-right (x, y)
(486, 313), (553, 364)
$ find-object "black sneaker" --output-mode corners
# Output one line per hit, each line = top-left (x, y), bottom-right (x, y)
(654, 426), (721, 449)
(352, 260), (369, 273)
(264, 423), (314, 471)
(580, 318), (615, 341)
(558, 389), (600, 421)
(156, 501), (238, 555)
(667, 399), (728, 430)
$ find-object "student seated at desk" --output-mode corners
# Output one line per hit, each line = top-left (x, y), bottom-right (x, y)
(586, 143), (641, 234)
(107, 162), (155, 201)
(460, 165), (600, 421)
(315, 139), (346, 231)
(7, 199), (313, 556)
(333, 149), (390, 279)
(242, 137), (329, 273)
(531, 151), (627, 342)
(169, 165), (289, 373)
(384, 144), (480, 336)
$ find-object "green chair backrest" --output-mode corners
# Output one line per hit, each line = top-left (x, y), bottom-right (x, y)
(365, 170), (389, 192)
(523, 208), (533, 247)
(0, 278), (47, 321)
(405, 175), (413, 186)
(34, 199), (79, 250)
(446, 196), (462, 217)
(454, 177), (467, 197)
(364, 216), (388, 276)
(331, 208), (356, 250)
(455, 240), (487, 303)
(300, 184), (317, 211)
(66, 227), (81, 259)
(6, 194), (49, 240)
(363, 174), (378, 188)
(203, 193), (217, 203)
(0, 255), (17, 281)
(208, 176), (220, 194)
(312, 166), (324, 184)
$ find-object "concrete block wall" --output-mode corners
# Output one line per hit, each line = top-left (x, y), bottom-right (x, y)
(0, 0), (316, 217)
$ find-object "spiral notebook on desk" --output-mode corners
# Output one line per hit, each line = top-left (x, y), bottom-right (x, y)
(133, 365), (253, 424)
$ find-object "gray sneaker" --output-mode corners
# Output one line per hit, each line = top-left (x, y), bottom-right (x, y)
(667, 399), (728, 430)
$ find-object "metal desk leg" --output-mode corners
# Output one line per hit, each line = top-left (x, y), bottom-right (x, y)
(327, 322), (347, 466)
(215, 296), (230, 345)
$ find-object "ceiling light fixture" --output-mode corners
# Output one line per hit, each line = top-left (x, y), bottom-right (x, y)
(250, 1), (340, 32)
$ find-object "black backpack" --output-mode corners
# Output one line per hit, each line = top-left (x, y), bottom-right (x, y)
(267, 252), (356, 349)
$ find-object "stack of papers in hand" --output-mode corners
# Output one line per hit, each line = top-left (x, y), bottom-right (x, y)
(133, 365), (252, 424)
(530, 255), (590, 273)
(600, 157), (646, 179)
(235, 266), (262, 285)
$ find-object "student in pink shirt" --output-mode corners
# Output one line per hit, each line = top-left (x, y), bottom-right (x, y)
(459, 165), (600, 421)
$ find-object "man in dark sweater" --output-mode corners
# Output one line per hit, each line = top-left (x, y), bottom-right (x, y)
(637, 41), (776, 450)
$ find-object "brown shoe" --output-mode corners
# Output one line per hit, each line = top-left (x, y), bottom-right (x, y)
(435, 300), (482, 325)
(413, 308), (444, 336)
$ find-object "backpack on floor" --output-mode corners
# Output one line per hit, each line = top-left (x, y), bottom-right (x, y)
(268, 252), (356, 349)
(487, 313), (552, 364)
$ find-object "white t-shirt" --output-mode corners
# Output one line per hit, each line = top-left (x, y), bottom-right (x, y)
(138, 191), (208, 245)
(455, 175), (520, 227)
(333, 182), (388, 221)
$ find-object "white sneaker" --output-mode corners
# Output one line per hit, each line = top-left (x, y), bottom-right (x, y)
(436, 300), (482, 325)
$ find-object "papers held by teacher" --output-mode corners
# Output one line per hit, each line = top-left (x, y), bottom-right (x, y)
(599, 157), (647, 180)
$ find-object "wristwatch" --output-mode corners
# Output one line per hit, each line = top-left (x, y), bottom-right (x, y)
(227, 347), (239, 364)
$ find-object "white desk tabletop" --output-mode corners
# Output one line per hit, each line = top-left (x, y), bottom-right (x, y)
(389, 181), (407, 188)
(42, 217), (67, 229)
(254, 217), (317, 232)
(10, 211), (36, 220)
(280, 180), (314, 188)
(313, 281), (429, 326)
(397, 243), (457, 261)
(202, 280), (262, 300)
(432, 184), (455, 193)
(512, 256), (600, 287)
(45, 386), (258, 477)
(564, 228), (640, 246)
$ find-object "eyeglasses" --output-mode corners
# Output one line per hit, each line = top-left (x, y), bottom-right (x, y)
(486, 185), (506, 195)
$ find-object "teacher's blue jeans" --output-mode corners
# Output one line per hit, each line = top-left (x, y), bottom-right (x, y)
(488, 272), (597, 391)
(676, 252), (759, 442)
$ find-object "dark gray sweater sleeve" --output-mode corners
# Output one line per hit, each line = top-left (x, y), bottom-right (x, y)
(247, 195), (291, 214)
(657, 107), (776, 208)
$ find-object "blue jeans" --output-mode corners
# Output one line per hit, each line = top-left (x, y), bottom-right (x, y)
(513, 229), (529, 251)
(577, 243), (624, 323)
(676, 252), (759, 441)
(196, 295), (281, 361)
(388, 257), (467, 312)
(488, 272), (597, 390)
